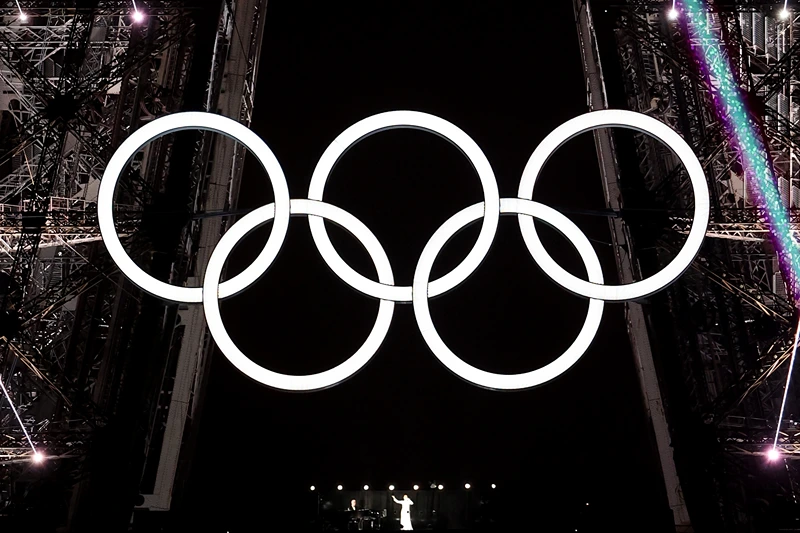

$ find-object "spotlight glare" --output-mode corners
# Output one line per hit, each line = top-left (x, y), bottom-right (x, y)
(668, 8), (679, 20)
(31, 452), (44, 463)
(781, 8), (791, 20)
(337, 485), (343, 491)
(413, 484), (419, 490)
(132, 10), (144, 22)
(491, 483), (496, 489)
(438, 484), (444, 490)
(19, 12), (28, 21)
(363, 485), (369, 490)
(768, 448), (781, 461)
(389, 485), (395, 491)
(464, 483), (471, 489)
(310, 485), (315, 491)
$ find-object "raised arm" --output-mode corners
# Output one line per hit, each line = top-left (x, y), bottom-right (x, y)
(392, 495), (401, 504)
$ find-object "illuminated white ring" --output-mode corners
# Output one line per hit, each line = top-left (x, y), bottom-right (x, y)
(202, 199), (395, 391)
(98, 112), (291, 303)
(307, 111), (501, 302)
(517, 109), (710, 301)
(413, 198), (605, 391)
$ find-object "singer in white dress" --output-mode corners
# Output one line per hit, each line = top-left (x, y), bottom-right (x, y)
(392, 494), (414, 530)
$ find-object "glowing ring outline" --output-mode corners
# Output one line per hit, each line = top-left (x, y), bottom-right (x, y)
(413, 198), (605, 390)
(517, 109), (710, 301)
(97, 109), (710, 391)
(307, 111), (501, 302)
(98, 112), (291, 303)
(202, 199), (395, 391)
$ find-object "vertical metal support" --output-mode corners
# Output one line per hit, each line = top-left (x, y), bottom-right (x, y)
(573, 1), (692, 530)
(138, 0), (269, 511)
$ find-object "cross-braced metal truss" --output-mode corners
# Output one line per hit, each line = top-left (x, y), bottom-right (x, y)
(596, 0), (800, 528)
(0, 1), (201, 514)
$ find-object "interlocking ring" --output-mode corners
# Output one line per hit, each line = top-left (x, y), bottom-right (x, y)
(98, 109), (710, 392)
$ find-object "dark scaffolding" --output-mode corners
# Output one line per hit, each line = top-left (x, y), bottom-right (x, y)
(577, 0), (800, 531)
(0, 1), (266, 530)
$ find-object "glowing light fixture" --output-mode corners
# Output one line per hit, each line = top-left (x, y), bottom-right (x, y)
(363, 485), (369, 490)
(491, 484), (496, 489)
(131, 0), (144, 22)
(337, 485), (343, 491)
(438, 484), (444, 490)
(310, 486), (315, 491)
(413, 485), (419, 491)
(32, 452), (44, 463)
(464, 483), (471, 489)
(668, 0), (679, 19)
(768, 447), (781, 461)
(14, 0), (26, 21)
(781, 0), (791, 19)
(389, 485), (395, 491)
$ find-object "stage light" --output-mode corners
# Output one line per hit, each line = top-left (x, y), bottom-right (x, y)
(768, 447), (781, 461)
(363, 485), (369, 490)
(131, 0), (144, 23)
(491, 484), (496, 489)
(337, 485), (343, 491)
(438, 484), (444, 490)
(389, 485), (395, 491)
(310, 486), (315, 491)
(464, 483), (471, 489)
(668, 8), (679, 20)
(413, 485), (419, 490)
(19, 12), (27, 21)
(32, 452), (44, 463)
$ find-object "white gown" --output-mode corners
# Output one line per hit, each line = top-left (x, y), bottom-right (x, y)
(393, 496), (414, 530)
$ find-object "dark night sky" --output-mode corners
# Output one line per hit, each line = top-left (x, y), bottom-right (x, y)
(185, 1), (667, 528)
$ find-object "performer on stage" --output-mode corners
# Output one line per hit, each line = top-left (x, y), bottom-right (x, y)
(392, 494), (414, 530)
(348, 498), (357, 511)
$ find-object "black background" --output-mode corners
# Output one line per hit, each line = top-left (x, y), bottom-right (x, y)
(184, 1), (669, 530)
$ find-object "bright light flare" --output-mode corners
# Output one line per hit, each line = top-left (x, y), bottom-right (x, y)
(413, 485), (419, 490)
(132, 10), (144, 22)
(464, 483), (471, 489)
(310, 485), (315, 491)
(780, 8), (791, 20)
(668, 8), (679, 20)
(19, 12), (27, 21)
(491, 483), (496, 489)
(768, 447), (781, 461)
(337, 485), (343, 491)
(389, 485), (395, 491)
(363, 485), (369, 490)
(32, 452), (44, 463)
(438, 484), (444, 490)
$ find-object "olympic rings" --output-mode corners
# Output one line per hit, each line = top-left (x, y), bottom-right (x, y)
(98, 109), (709, 392)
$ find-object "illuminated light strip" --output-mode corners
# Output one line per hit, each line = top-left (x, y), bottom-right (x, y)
(772, 315), (800, 456)
(680, 0), (800, 303)
(0, 375), (37, 457)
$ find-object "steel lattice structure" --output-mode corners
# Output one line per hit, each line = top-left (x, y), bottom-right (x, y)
(578, 0), (800, 530)
(0, 1), (235, 529)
